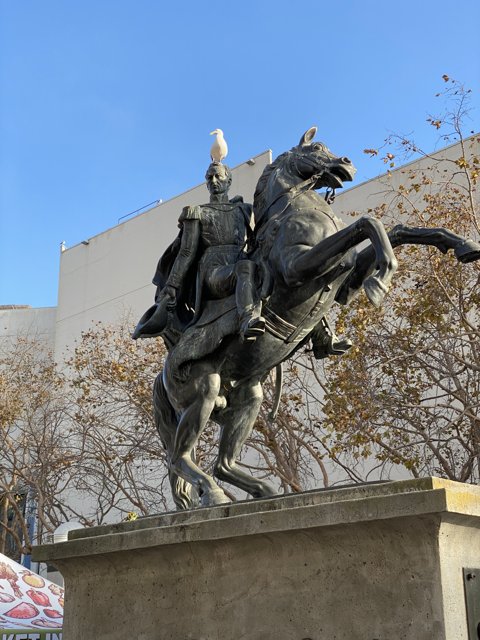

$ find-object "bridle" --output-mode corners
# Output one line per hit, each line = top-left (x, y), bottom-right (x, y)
(257, 151), (339, 233)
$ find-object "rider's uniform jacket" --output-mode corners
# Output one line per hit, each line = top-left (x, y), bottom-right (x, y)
(166, 199), (254, 303)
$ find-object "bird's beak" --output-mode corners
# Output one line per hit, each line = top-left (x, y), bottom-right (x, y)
(210, 130), (217, 135)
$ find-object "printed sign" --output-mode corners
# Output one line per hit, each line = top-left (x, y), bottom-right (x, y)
(1, 632), (62, 640)
(0, 554), (63, 634)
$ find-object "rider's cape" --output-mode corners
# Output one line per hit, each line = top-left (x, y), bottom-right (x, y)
(133, 227), (198, 340)
(134, 197), (250, 341)
(152, 233), (180, 291)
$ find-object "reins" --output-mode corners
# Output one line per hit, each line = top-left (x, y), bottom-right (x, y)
(254, 153), (339, 422)
(257, 153), (336, 226)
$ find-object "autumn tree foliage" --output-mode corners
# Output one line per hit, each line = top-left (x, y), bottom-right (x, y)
(1, 320), (328, 558)
(321, 79), (480, 483)
(64, 322), (173, 520)
(0, 337), (74, 559)
(1, 80), (478, 561)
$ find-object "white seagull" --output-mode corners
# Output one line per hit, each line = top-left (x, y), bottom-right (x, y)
(210, 128), (228, 163)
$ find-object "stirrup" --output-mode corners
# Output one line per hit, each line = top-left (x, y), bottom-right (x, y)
(241, 315), (266, 341)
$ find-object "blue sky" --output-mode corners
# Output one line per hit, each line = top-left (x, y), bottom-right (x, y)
(1, 0), (479, 307)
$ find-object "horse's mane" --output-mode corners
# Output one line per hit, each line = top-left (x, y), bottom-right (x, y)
(253, 151), (289, 224)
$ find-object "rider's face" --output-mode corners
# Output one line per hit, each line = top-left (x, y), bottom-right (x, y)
(207, 167), (230, 195)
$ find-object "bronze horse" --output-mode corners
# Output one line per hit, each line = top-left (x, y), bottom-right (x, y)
(152, 127), (480, 509)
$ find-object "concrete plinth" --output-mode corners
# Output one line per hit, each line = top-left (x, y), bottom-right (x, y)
(33, 478), (480, 640)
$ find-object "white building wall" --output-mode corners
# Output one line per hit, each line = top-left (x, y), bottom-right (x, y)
(3, 136), (474, 359)
(335, 135), (479, 218)
(54, 151), (272, 359)
(0, 306), (56, 349)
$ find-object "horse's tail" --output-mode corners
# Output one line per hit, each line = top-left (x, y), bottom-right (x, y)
(153, 373), (199, 510)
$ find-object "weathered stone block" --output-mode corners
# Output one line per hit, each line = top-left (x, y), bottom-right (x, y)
(33, 478), (480, 640)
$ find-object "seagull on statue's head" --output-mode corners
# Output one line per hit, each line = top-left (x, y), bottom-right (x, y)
(210, 128), (228, 163)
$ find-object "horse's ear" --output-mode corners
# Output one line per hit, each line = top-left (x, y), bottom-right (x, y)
(299, 126), (317, 146)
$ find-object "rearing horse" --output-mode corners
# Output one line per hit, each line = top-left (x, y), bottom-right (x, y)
(153, 127), (480, 509)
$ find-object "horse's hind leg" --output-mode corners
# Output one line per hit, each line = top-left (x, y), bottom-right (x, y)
(214, 379), (278, 499)
(169, 370), (231, 507)
(153, 373), (199, 510)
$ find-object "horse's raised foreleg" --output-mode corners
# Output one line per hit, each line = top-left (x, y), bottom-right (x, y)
(336, 224), (480, 304)
(389, 224), (480, 263)
(213, 379), (278, 499)
(169, 370), (231, 507)
(287, 216), (397, 307)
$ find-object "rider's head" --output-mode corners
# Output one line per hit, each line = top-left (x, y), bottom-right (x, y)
(205, 162), (232, 196)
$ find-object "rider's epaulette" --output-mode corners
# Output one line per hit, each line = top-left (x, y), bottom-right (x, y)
(179, 205), (202, 223)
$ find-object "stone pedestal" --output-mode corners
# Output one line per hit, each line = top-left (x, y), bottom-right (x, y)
(33, 478), (480, 640)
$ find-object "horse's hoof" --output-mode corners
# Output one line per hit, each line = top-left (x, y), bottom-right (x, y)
(454, 239), (480, 264)
(200, 489), (231, 508)
(364, 276), (388, 307)
(248, 479), (278, 499)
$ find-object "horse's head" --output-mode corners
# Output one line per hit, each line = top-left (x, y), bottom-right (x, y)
(291, 126), (357, 191)
(254, 127), (357, 226)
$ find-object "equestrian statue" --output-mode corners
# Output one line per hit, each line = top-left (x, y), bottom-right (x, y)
(134, 126), (480, 510)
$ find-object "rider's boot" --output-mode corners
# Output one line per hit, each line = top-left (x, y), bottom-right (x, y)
(311, 316), (353, 359)
(240, 303), (266, 342)
(235, 260), (266, 342)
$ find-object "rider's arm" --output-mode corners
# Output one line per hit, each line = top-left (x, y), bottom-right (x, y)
(165, 207), (201, 293)
(242, 203), (255, 251)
